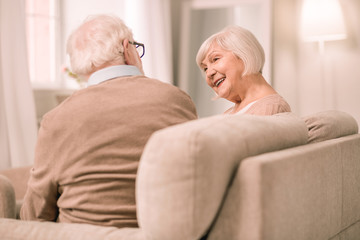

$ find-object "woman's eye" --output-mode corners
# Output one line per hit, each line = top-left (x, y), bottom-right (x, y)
(213, 57), (219, 62)
(203, 67), (208, 72)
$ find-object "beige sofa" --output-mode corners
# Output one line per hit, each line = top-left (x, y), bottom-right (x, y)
(0, 110), (359, 240)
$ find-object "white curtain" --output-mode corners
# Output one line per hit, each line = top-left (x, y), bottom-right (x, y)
(0, 0), (37, 170)
(125, 0), (173, 83)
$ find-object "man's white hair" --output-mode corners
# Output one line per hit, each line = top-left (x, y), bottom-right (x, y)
(66, 14), (134, 77)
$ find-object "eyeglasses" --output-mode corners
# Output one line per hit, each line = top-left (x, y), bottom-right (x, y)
(129, 41), (145, 58)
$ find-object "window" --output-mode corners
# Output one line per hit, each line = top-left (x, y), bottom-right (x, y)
(25, 0), (150, 89)
(26, 0), (61, 88)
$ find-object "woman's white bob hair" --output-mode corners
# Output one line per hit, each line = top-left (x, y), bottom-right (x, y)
(196, 25), (265, 77)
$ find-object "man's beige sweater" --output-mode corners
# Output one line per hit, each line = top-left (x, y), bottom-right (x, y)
(20, 75), (197, 228)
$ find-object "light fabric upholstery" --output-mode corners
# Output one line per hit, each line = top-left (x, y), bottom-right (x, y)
(0, 165), (31, 201)
(303, 110), (359, 143)
(0, 165), (31, 219)
(0, 110), (359, 240)
(136, 112), (308, 240)
(0, 175), (16, 218)
(208, 134), (360, 240)
(341, 136), (360, 233)
(0, 218), (144, 240)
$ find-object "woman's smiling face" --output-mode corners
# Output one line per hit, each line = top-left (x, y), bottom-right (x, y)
(200, 43), (245, 102)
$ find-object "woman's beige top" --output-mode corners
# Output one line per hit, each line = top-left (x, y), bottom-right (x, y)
(233, 94), (291, 115)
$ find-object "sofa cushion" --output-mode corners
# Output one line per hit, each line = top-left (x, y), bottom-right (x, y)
(303, 110), (359, 143)
(136, 112), (308, 240)
(0, 218), (144, 240)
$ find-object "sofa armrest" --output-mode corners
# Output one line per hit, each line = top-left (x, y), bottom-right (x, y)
(0, 175), (16, 218)
(208, 134), (360, 240)
(0, 165), (32, 201)
(0, 166), (32, 219)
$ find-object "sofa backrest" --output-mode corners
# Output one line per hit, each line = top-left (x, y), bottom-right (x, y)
(136, 112), (308, 240)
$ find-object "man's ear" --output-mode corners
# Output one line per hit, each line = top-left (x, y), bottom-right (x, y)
(123, 39), (134, 65)
(123, 39), (129, 64)
(122, 38), (144, 74)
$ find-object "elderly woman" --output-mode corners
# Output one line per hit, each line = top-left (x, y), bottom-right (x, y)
(196, 25), (291, 115)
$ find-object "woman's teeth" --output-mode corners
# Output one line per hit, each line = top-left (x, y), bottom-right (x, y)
(215, 78), (225, 87)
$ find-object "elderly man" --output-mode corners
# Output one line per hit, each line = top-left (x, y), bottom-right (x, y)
(20, 14), (197, 228)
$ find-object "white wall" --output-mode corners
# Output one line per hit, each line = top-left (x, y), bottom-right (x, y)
(273, 0), (360, 124)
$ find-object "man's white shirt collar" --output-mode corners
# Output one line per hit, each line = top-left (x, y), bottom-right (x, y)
(87, 65), (142, 87)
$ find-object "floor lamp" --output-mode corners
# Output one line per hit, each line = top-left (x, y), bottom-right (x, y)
(300, 0), (347, 109)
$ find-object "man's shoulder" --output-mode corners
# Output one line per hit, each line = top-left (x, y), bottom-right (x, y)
(129, 75), (179, 89)
(120, 75), (191, 99)
(127, 76), (198, 118)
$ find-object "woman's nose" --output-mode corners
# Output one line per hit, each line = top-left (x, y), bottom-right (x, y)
(206, 66), (216, 79)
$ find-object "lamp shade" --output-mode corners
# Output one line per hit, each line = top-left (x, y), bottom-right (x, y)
(300, 0), (347, 42)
